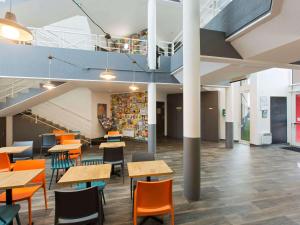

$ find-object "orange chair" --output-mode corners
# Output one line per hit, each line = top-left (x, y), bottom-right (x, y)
(0, 159), (48, 225)
(133, 179), (174, 225)
(61, 139), (82, 163)
(108, 131), (120, 136)
(52, 129), (65, 135)
(0, 153), (14, 172)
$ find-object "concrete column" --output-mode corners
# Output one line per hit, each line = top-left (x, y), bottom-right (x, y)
(148, 82), (156, 154)
(183, 0), (201, 201)
(6, 116), (13, 146)
(225, 86), (234, 148)
(147, 0), (156, 70)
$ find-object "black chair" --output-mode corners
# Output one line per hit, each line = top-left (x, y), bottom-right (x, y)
(54, 187), (104, 225)
(40, 134), (56, 156)
(0, 205), (21, 225)
(130, 152), (156, 199)
(12, 141), (34, 161)
(103, 147), (124, 183)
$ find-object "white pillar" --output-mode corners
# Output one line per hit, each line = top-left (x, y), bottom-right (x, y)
(148, 82), (156, 153)
(183, 0), (201, 201)
(225, 85), (234, 148)
(148, 0), (156, 70)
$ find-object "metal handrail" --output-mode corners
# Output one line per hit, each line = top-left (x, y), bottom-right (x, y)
(46, 101), (92, 123)
(20, 112), (91, 144)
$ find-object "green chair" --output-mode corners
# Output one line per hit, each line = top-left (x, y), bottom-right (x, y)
(0, 205), (21, 225)
(75, 158), (107, 204)
(49, 152), (75, 190)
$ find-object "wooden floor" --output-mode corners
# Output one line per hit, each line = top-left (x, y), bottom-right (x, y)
(5, 139), (300, 225)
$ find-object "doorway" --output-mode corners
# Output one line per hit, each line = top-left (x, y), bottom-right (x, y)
(270, 97), (287, 144)
(241, 92), (250, 143)
(201, 91), (219, 141)
(0, 117), (6, 147)
(156, 102), (165, 137)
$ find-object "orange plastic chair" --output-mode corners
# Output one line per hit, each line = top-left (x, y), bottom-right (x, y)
(0, 153), (14, 172)
(0, 159), (48, 225)
(133, 179), (174, 225)
(61, 139), (82, 163)
(52, 129), (65, 135)
(108, 131), (120, 136)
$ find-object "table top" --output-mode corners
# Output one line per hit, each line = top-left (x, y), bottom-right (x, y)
(42, 133), (78, 137)
(99, 141), (126, 149)
(127, 160), (173, 178)
(104, 134), (123, 138)
(0, 169), (43, 190)
(48, 144), (82, 153)
(58, 164), (112, 185)
(0, 146), (31, 154)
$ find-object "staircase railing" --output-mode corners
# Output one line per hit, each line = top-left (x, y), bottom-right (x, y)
(20, 112), (91, 145)
(31, 101), (92, 139)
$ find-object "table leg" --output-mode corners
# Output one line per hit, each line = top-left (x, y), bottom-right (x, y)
(8, 154), (13, 163)
(146, 176), (151, 182)
(86, 182), (92, 188)
(6, 189), (13, 225)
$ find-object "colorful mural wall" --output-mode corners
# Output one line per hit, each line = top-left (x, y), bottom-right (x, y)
(111, 92), (148, 140)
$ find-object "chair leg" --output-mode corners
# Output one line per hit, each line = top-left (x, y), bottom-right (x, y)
(16, 213), (21, 225)
(171, 209), (175, 225)
(133, 211), (137, 225)
(28, 198), (32, 225)
(101, 190), (106, 205)
(49, 170), (55, 190)
(43, 184), (48, 209)
(55, 169), (59, 182)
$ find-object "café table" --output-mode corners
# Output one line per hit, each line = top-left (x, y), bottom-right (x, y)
(0, 146), (31, 162)
(58, 164), (111, 187)
(48, 144), (82, 153)
(0, 169), (44, 225)
(99, 141), (126, 149)
(127, 160), (173, 225)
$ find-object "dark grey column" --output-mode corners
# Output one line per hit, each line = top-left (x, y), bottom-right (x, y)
(148, 124), (156, 154)
(225, 122), (234, 148)
(183, 137), (201, 200)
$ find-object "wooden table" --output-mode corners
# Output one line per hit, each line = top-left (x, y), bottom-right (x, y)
(48, 144), (82, 153)
(0, 169), (43, 204)
(99, 141), (126, 149)
(127, 160), (173, 181)
(0, 146), (31, 162)
(58, 164), (111, 187)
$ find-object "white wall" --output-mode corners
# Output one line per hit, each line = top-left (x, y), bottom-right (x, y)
(218, 88), (226, 140)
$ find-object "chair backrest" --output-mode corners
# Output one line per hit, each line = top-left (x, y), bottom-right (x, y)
(0, 153), (11, 172)
(53, 130), (65, 135)
(132, 152), (155, 162)
(55, 187), (101, 224)
(61, 139), (81, 145)
(103, 147), (124, 163)
(13, 159), (46, 183)
(42, 134), (57, 147)
(107, 136), (121, 142)
(12, 141), (33, 158)
(60, 134), (76, 142)
(135, 179), (173, 209)
(51, 152), (73, 169)
(81, 158), (102, 166)
(108, 131), (120, 135)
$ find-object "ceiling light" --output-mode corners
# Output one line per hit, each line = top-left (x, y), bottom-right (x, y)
(0, 6), (33, 42)
(129, 84), (139, 91)
(100, 69), (116, 80)
(124, 43), (129, 50)
(43, 81), (56, 90)
(100, 51), (116, 80)
(43, 55), (56, 90)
